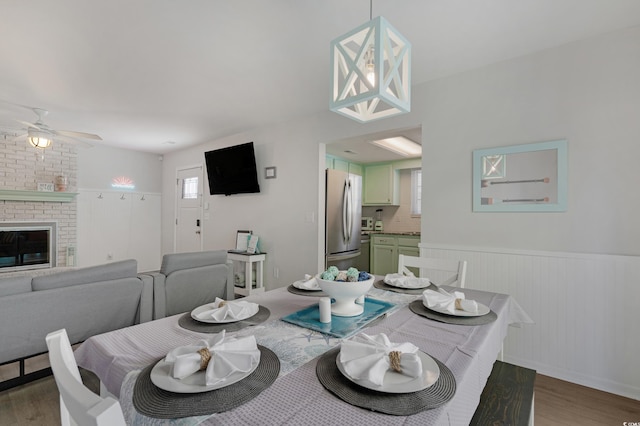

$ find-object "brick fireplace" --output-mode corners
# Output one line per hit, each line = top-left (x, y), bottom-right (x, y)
(0, 136), (77, 268)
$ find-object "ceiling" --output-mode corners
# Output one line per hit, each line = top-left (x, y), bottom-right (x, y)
(1, 0), (640, 155)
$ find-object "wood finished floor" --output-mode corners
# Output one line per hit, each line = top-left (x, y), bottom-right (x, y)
(0, 365), (638, 425)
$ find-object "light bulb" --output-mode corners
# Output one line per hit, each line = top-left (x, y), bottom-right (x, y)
(365, 46), (375, 87)
(366, 63), (375, 87)
(28, 136), (52, 148)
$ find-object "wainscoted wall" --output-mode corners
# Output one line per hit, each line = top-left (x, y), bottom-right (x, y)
(419, 243), (640, 400)
(76, 190), (161, 272)
(0, 138), (77, 266)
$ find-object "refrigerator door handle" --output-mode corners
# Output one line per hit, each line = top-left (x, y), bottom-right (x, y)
(342, 180), (349, 244)
(346, 179), (352, 243)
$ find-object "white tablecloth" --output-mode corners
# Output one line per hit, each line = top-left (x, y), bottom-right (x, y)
(74, 285), (531, 425)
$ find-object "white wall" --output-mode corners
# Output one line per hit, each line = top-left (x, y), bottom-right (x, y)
(162, 125), (323, 289)
(418, 26), (640, 256)
(77, 145), (163, 271)
(77, 145), (162, 193)
(160, 26), (640, 397)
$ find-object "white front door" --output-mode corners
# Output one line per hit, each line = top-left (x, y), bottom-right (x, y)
(175, 166), (203, 253)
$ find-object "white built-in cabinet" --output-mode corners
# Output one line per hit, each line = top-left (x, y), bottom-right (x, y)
(76, 190), (161, 272)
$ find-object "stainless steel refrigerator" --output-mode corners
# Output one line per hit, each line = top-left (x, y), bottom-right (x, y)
(325, 169), (362, 270)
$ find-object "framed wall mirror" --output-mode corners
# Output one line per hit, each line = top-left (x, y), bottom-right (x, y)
(473, 139), (567, 212)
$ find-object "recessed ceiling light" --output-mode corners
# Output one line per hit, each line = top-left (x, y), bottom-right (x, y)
(370, 136), (422, 157)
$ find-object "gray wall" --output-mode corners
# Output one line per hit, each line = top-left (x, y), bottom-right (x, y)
(419, 25), (640, 256)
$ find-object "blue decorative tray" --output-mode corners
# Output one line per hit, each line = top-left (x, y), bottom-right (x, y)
(281, 298), (396, 339)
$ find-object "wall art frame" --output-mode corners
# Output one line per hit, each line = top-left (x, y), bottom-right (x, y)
(472, 139), (567, 212)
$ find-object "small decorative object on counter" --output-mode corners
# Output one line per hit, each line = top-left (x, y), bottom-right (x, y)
(346, 267), (359, 282)
(55, 175), (67, 192)
(336, 271), (348, 281)
(321, 270), (336, 280)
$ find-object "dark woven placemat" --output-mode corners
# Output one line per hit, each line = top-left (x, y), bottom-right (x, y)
(287, 284), (327, 297)
(133, 345), (279, 418)
(409, 300), (497, 326)
(373, 279), (437, 295)
(316, 347), (456, 416)
(178, 305), (270, 333)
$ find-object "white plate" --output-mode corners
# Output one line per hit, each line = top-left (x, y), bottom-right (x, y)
(336, 351), (440, 393)
(383, 274), (432, 289)
(150, 357), (259, 393)
(191, 303), (259, 324)
(292, 279), (321, 291)
(425, 301), (491, 317)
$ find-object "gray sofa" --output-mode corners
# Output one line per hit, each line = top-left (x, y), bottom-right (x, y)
(0, 259), (152, 390)
(146, 250), (234, 319)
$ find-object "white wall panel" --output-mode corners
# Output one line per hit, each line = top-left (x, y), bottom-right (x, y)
(420, 243), (640, 400)
(77, 190), (161, 272)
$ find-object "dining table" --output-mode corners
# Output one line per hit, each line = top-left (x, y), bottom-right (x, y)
(74, 280), (532, 425)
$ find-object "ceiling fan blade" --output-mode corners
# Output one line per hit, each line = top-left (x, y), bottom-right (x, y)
(54, 129), (102, 140)
(14, 119), (42, 130)
(11, 133), (27, 142)
(54, 134), (94, 148)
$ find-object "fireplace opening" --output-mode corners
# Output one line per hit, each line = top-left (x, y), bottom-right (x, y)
(0, 222), (56, 272)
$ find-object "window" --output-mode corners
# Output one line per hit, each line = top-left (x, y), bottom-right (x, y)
(411, 169), (421, 216)
(182, 177), (198, 199)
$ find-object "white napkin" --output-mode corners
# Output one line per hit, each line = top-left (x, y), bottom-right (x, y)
(384, 273), (432, 289)
(339, 333), (423, 387)
(195, 298), (259, 321)
(165, 330), (260, 386)
(422, 288), (478, 314)
(292, 274), (320, 290)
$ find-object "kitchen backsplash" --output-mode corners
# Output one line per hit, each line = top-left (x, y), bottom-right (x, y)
(362, 169), (420, 233)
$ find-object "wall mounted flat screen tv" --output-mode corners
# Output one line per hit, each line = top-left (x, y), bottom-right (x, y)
(204, 142), (260, 196)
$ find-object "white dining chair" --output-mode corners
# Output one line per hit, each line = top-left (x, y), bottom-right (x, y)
(398, 254), (467, 288)
(46, 329), (127, 426)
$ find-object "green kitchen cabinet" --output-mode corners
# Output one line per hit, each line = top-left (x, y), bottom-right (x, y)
(371, 243), (396, 276)
(333, 158), (349, 172)
(348, 162), (363, 176)
(370, 234), (420, 275)
(371, 234), (397, 275)
(326, 155), (362, 175)
(363, 163), (399, 205)
(397, 236), (420, 275)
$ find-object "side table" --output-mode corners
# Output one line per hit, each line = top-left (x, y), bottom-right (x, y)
(227, 251), (266, 297)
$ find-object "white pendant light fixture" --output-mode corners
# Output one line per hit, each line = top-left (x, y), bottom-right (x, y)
(330, 1), (411, 123)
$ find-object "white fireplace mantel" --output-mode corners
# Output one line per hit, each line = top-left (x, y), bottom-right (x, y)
(0, 189), (77, 202)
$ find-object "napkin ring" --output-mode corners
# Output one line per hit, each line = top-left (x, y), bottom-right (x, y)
(218, 300), (227, 307)
(454, 298), (463, 310)
(388, 351), (402, 373)
(197, 348), (212, 370)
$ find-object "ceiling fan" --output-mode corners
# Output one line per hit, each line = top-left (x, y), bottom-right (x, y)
(9, 105), (102, 149)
